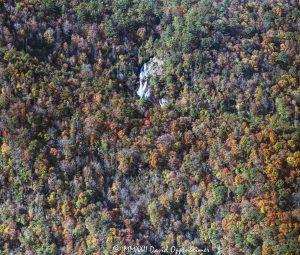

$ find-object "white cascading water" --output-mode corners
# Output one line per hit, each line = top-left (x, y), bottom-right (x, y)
(137, 63), (151, 99)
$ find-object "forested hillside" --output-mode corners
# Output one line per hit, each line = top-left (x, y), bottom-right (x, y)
(0, 0), (299, 254)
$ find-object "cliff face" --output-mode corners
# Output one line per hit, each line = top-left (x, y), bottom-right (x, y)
(137, 57), (167, 106)
(0, 1), (299, 255)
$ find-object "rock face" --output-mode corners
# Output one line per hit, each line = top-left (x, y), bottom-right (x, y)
(137, 57), (167, 106)
(159, 98), (168, 106)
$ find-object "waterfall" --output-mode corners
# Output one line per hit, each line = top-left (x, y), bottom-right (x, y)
(137, 64), (150, 99)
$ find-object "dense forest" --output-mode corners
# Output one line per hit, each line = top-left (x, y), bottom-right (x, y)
(0, 0), (299, 254)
